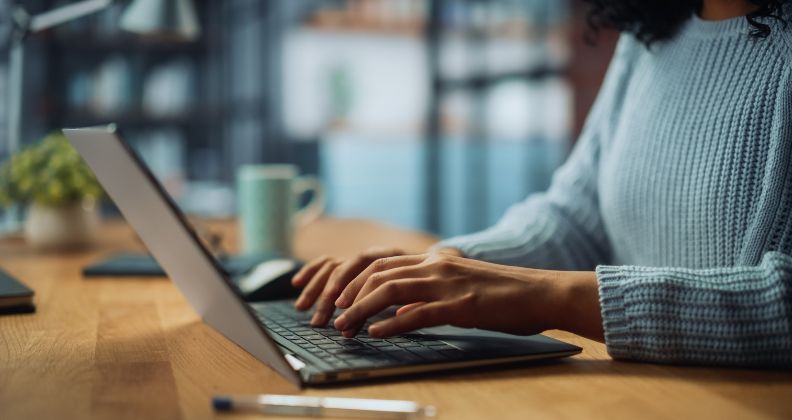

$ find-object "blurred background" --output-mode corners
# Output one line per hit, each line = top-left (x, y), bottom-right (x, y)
(0, 0), (616, 240)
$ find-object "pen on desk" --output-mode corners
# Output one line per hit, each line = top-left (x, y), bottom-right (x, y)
(212, 394), (437, 419)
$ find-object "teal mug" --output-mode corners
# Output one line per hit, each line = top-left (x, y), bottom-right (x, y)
(237, 164), (324, 257)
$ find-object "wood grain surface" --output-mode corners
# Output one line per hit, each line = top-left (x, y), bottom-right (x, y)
(0, 218), (790, 420)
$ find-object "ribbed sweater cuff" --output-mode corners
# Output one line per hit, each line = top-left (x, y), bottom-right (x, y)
(595, 265), (632, 359)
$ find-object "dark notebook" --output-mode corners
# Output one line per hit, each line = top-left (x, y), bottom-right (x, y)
(0, 269), (35, 314)
(82, 253), (302, 302)
(83, 253), (269, 278)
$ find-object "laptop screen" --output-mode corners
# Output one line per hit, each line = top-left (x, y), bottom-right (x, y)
(63, 125), (301, 386)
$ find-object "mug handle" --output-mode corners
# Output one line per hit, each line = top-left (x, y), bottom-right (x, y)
(293, 176), (325, 227)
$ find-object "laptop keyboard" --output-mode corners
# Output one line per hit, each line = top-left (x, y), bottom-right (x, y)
(252, 301), (466, 370)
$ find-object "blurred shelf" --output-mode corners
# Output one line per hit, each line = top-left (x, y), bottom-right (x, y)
(304, 21), (424, 37)
(44, 96), (266, 129)
(42, 31), (205, 53)
(304, 11), (558, 40)
(436, 66), (567, 91)
(58, 108), (213, 128)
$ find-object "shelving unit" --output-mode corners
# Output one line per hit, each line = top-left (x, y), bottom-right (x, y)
(424, 0), (571, 234)
(278, 0), (573, 235)
(12, 0), (215, 182)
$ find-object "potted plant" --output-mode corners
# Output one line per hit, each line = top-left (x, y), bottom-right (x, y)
(0, 133), (103, 250)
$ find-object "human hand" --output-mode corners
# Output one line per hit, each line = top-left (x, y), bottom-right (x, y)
(291, 247), (462, 327)
(331, 254), (602, 340)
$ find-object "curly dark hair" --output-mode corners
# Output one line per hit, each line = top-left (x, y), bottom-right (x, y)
(583, 0), (791, 45)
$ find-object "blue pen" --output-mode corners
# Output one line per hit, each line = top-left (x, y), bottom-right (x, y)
(213, 394), (436, 419)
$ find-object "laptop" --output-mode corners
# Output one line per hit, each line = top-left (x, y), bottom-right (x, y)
(63, 125), (581, 387)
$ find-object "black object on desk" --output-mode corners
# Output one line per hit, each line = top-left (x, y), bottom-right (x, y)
(83, 253), (268, 277)
(83, 253), (302, 302)
(0, 268), (35, 315)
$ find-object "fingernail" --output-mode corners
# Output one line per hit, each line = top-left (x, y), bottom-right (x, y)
(335, 296), (348, 308)
(334, 315), (347, 330)
(311, 312), (323, 326)
(294, 297), (305, 309)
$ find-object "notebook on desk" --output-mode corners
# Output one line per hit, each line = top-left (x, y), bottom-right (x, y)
(84, 253), (269, 277)
(0, 269), (35, 315)
(83, 253), (302, 302)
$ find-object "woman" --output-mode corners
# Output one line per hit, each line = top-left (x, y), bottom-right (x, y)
(293, 0), (792, 367)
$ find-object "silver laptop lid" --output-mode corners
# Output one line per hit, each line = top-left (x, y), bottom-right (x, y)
(63, 125), (301, 387)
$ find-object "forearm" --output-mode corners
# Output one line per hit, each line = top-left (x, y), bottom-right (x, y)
(435, 195), (610, 271)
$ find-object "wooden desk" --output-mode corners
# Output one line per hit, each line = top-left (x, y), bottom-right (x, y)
(1, 219), (790, 420)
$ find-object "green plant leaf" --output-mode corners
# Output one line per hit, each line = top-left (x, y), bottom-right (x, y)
(0, 132), (104, 207)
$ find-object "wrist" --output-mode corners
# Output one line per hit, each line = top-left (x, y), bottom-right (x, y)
(554, 271), (604, 341)
(434, 247), (463, 257)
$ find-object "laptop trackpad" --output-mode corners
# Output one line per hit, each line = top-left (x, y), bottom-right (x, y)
(415, 325), (572, 355)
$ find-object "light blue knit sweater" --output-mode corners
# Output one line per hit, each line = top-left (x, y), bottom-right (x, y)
(439, 14), (792, 367)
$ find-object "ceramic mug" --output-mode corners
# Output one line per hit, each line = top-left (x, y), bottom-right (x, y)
(237, 164), (324, 257)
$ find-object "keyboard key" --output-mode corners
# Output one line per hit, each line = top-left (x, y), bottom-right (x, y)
(353, 348), (381, 356)
(376, 345), (402, 352)
(323, 356), (343, 364)
(339, 342), (365, 349)
(367, 340), (395, 347)
(329, 336), (349, 341)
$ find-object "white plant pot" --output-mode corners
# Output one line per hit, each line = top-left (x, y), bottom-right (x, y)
(24, 200), (100, 251)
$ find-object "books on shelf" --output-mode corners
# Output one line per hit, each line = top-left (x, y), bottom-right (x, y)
(65, 56), (196, 121)
(92, 55), (133, 115)
(143, 58), (195, 118)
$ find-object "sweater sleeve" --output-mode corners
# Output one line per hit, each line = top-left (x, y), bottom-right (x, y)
(597, 252), (792, 367)
(436, 36), (637, 270)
